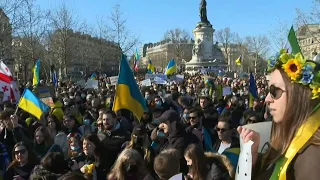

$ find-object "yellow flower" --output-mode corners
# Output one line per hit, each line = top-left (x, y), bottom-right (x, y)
(282, 58), (303, 81)
(85, 164), (95, 174)
(311, 86), (320, 99)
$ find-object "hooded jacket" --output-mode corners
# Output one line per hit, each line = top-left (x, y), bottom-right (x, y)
(204, 152), (234, 180)
(51, 101), (64, 122)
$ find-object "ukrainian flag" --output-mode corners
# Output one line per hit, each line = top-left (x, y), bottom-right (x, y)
(32, 59), (40, 86)
(147, 60), (155, 74)
(235, 55), (242, 66)
(18, 89), (50, 120)
(113, 54), (147, 120)
(90, 73), (97, 80)
(165, 59), (177, 75)
(249, 72), (258, 107)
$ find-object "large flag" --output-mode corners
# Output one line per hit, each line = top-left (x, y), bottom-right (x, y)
(0, 61), (19, 102)
(249, 72), (258, 108)
(286, 26), (302, 55)
(235, 55), (242, 66)
(18, 89), (50, 119)
(32, 59), (40, 86)
(113, 54), (146, 120)
(147, 60), (155, 74)
(165, 59), (177, 75)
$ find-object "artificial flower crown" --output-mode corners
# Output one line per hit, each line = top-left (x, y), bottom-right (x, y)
(267, 49), (320, 99)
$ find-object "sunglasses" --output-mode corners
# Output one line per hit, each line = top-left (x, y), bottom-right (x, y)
(269, 85), (285, 100)
(14, 149), (27, 155)
(189, 116), (197, 120)
(215, 128), (228, 133)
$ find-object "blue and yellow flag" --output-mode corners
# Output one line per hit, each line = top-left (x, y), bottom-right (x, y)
(32, 59), (40, 86)
(235, 55), (242, 66)
(249, 72), (258, 107)
(90, 73), (97, 80)
(113, 54), (147, 120)
(165, 59), (177, 75)
(18, 89), (50, 120)
(147, 60), (155, 74)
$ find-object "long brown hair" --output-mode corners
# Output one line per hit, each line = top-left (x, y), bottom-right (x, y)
(34, 126), (53, 146)
(7, 142), (39, 170)
(184, 144), (209, 180)
(264, 68), (320, 164)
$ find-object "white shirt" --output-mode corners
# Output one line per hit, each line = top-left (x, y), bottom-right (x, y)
(218, 142), (231, 154)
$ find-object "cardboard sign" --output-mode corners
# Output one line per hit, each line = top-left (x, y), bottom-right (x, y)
(40, 97), (54, 107)
(141, 79), (152, 86)
(86, 80), (99, 89)
(109, 76), (119, 85)
(222, 87), (232, 96)
(235, 140), (253, 180)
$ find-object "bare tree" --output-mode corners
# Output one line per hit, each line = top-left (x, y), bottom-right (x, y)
(11, 0), (49, 81)
(48, 3), (77, 78)
(245, 35), (270, 73)
(163, 28), (191, 65)
(109, 4), (139, 59)
(215, 27), (236, 71)
(269, 20), (290, 52)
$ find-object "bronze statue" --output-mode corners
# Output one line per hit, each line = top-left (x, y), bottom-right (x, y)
(200, 0), (208, 22)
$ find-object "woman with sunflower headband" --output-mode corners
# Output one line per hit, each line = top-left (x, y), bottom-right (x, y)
(238, 49), (320, 180)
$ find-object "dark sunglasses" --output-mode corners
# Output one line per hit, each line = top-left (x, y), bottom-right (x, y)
(189, 116), (197, 120)
(215, 128), (228, 133)
(269, 85), (285, 100)
(14, 149), (27, 155)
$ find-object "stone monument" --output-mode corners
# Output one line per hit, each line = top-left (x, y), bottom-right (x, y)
(185, 0), (226, 73)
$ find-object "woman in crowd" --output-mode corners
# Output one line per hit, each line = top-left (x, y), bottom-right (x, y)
(78, 113), (96, 136)
(108, 149), (148, 180)
(238, 50), (320, 179)
(125, 123), (153, 171)
(34, 126), (63, 159)
(4, 142), (39, 180)
(79, 134), (108, 180)
(29, 152), (69, 179)
(67, 133), (82, 159)
(63, 114), (81, 135)
(184, 144), (233, 180)
(47, 114), (68, 157)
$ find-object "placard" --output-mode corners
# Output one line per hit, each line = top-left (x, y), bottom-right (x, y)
(222, 87), (232, 96)
(86, 80), (99, 89)
(235, 140), (253, 180)
(40, 97), (54, 107)
(109, 76), (119, 85)
(141, 79), (152, 86)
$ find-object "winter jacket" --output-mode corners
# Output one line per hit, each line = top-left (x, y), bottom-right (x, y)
(54, 131), (68, 158)
(29, 165), (62, 180)
(51, 101), (64, 122)
(203, 152), (234, 180)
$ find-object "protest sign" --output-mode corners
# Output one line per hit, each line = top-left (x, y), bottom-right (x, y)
(222, 87), (232, 96)
(141, 79), (152, 86)
(86, 80), (99, 89)
(109, 76), (119, 85)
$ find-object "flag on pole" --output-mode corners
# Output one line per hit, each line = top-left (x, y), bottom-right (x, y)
(249, 72), (258, 108)
(0, 61), (19, 102)
(286, 26), (302, 55)
(32, 59), (40, 86)
(235, 55), (242, 66)
(113, 54), (146, 119)
(147, 60), (155, 74)
(165, 59), (177, 75)
(18, 89), (50, 120)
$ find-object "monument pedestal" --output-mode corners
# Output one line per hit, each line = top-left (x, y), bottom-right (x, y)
(186, 22), (226, 73)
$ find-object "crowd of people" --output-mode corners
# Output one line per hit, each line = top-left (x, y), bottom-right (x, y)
(0, 72), (270, 180)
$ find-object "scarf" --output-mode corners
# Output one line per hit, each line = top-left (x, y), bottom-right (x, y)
(270, 105), (320, 180)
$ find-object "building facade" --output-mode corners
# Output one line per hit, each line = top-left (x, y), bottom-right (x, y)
(0, 8), (13, 68)
(297, 24), (320, 60)
(50, 29), (121, 80)
(142, 40), (194, 71)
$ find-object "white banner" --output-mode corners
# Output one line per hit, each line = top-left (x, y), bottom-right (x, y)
(141, 79), (152, 86)
(109, 76), (119, 85)
(86, 80), (99, 89)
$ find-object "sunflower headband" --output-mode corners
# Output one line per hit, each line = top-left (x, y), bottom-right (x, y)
(267, 49), (320, 99)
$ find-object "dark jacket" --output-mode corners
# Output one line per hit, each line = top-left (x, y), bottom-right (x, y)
(212, 136), (240, 153)
(0, 126), (30, 159)
(29, 165), (62, 180)
(203, 152), (233, 180)
(254, 144), (320, 180)
(101, 122), (130, 170)
(4, 163), (35, 180)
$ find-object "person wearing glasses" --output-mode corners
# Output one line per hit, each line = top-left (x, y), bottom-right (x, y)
(238, 50), (320, 179)
(213, 116), (240, 170)
(4, 142), (39, 180)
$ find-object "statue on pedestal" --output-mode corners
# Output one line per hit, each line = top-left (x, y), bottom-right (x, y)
(192, 39), (204, 56)
(199, 0), (208, 23)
